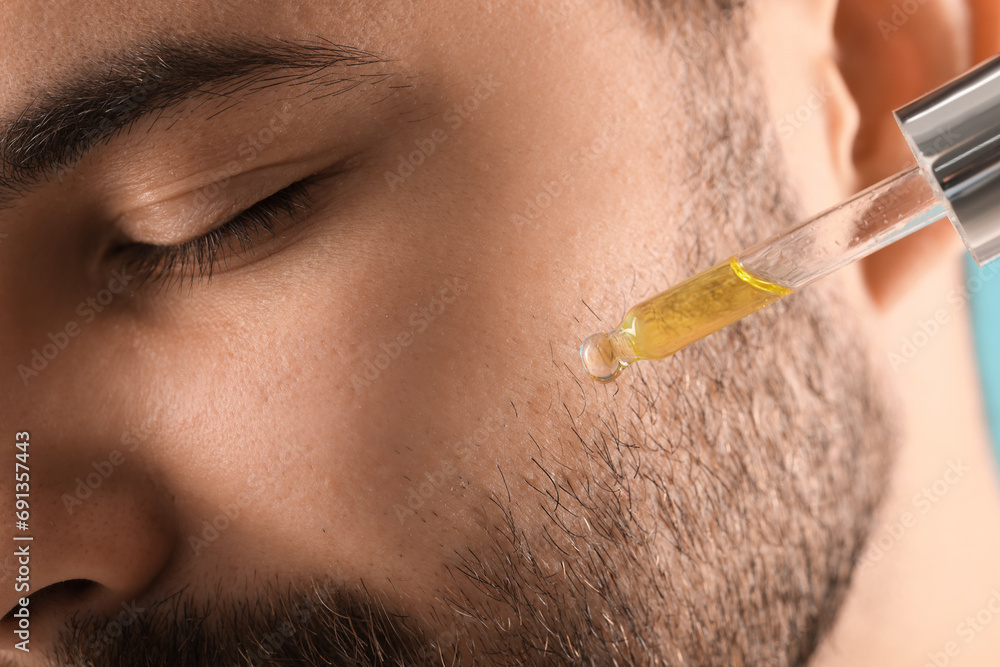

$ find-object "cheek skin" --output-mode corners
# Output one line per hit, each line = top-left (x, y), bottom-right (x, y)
(136, 107), (667, 613)
(0, 0), (695, 622)
(183, 6), (678, 592)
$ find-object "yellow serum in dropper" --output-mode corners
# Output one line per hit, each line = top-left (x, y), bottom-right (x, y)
(580, 257), (792, 382)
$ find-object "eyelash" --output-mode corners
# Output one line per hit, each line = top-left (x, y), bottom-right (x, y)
(116, 177), (319, 289)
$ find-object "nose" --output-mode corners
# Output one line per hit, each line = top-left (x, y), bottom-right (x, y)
(0, 423), (176, 658)
(0, 231), (182, 662)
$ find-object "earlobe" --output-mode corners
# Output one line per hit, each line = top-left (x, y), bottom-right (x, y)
(833, 0), (977, 308)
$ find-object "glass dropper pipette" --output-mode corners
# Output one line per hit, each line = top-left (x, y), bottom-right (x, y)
(581, 53), (1000, 383)
(580, 165), (944, 382)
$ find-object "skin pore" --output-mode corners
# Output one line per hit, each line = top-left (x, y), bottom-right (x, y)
(2, 0), (993, 664)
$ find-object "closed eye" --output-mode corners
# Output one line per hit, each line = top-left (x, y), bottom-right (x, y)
(113, 174), (322, 290)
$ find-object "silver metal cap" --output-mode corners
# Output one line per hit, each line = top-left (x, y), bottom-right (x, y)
(894, 54), (1000, 266)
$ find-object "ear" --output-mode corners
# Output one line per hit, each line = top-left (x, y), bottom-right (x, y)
(836, 0), (999, 307)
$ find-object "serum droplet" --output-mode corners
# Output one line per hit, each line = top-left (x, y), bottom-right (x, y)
(580, 330), (637, 383)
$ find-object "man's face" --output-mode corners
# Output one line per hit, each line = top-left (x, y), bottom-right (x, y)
(0, 0), (896, 664)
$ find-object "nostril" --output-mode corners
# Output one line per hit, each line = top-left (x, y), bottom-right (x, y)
(2, 579), (97, 624)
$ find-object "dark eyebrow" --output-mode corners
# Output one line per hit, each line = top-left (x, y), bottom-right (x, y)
(0, 35), (393, 206)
